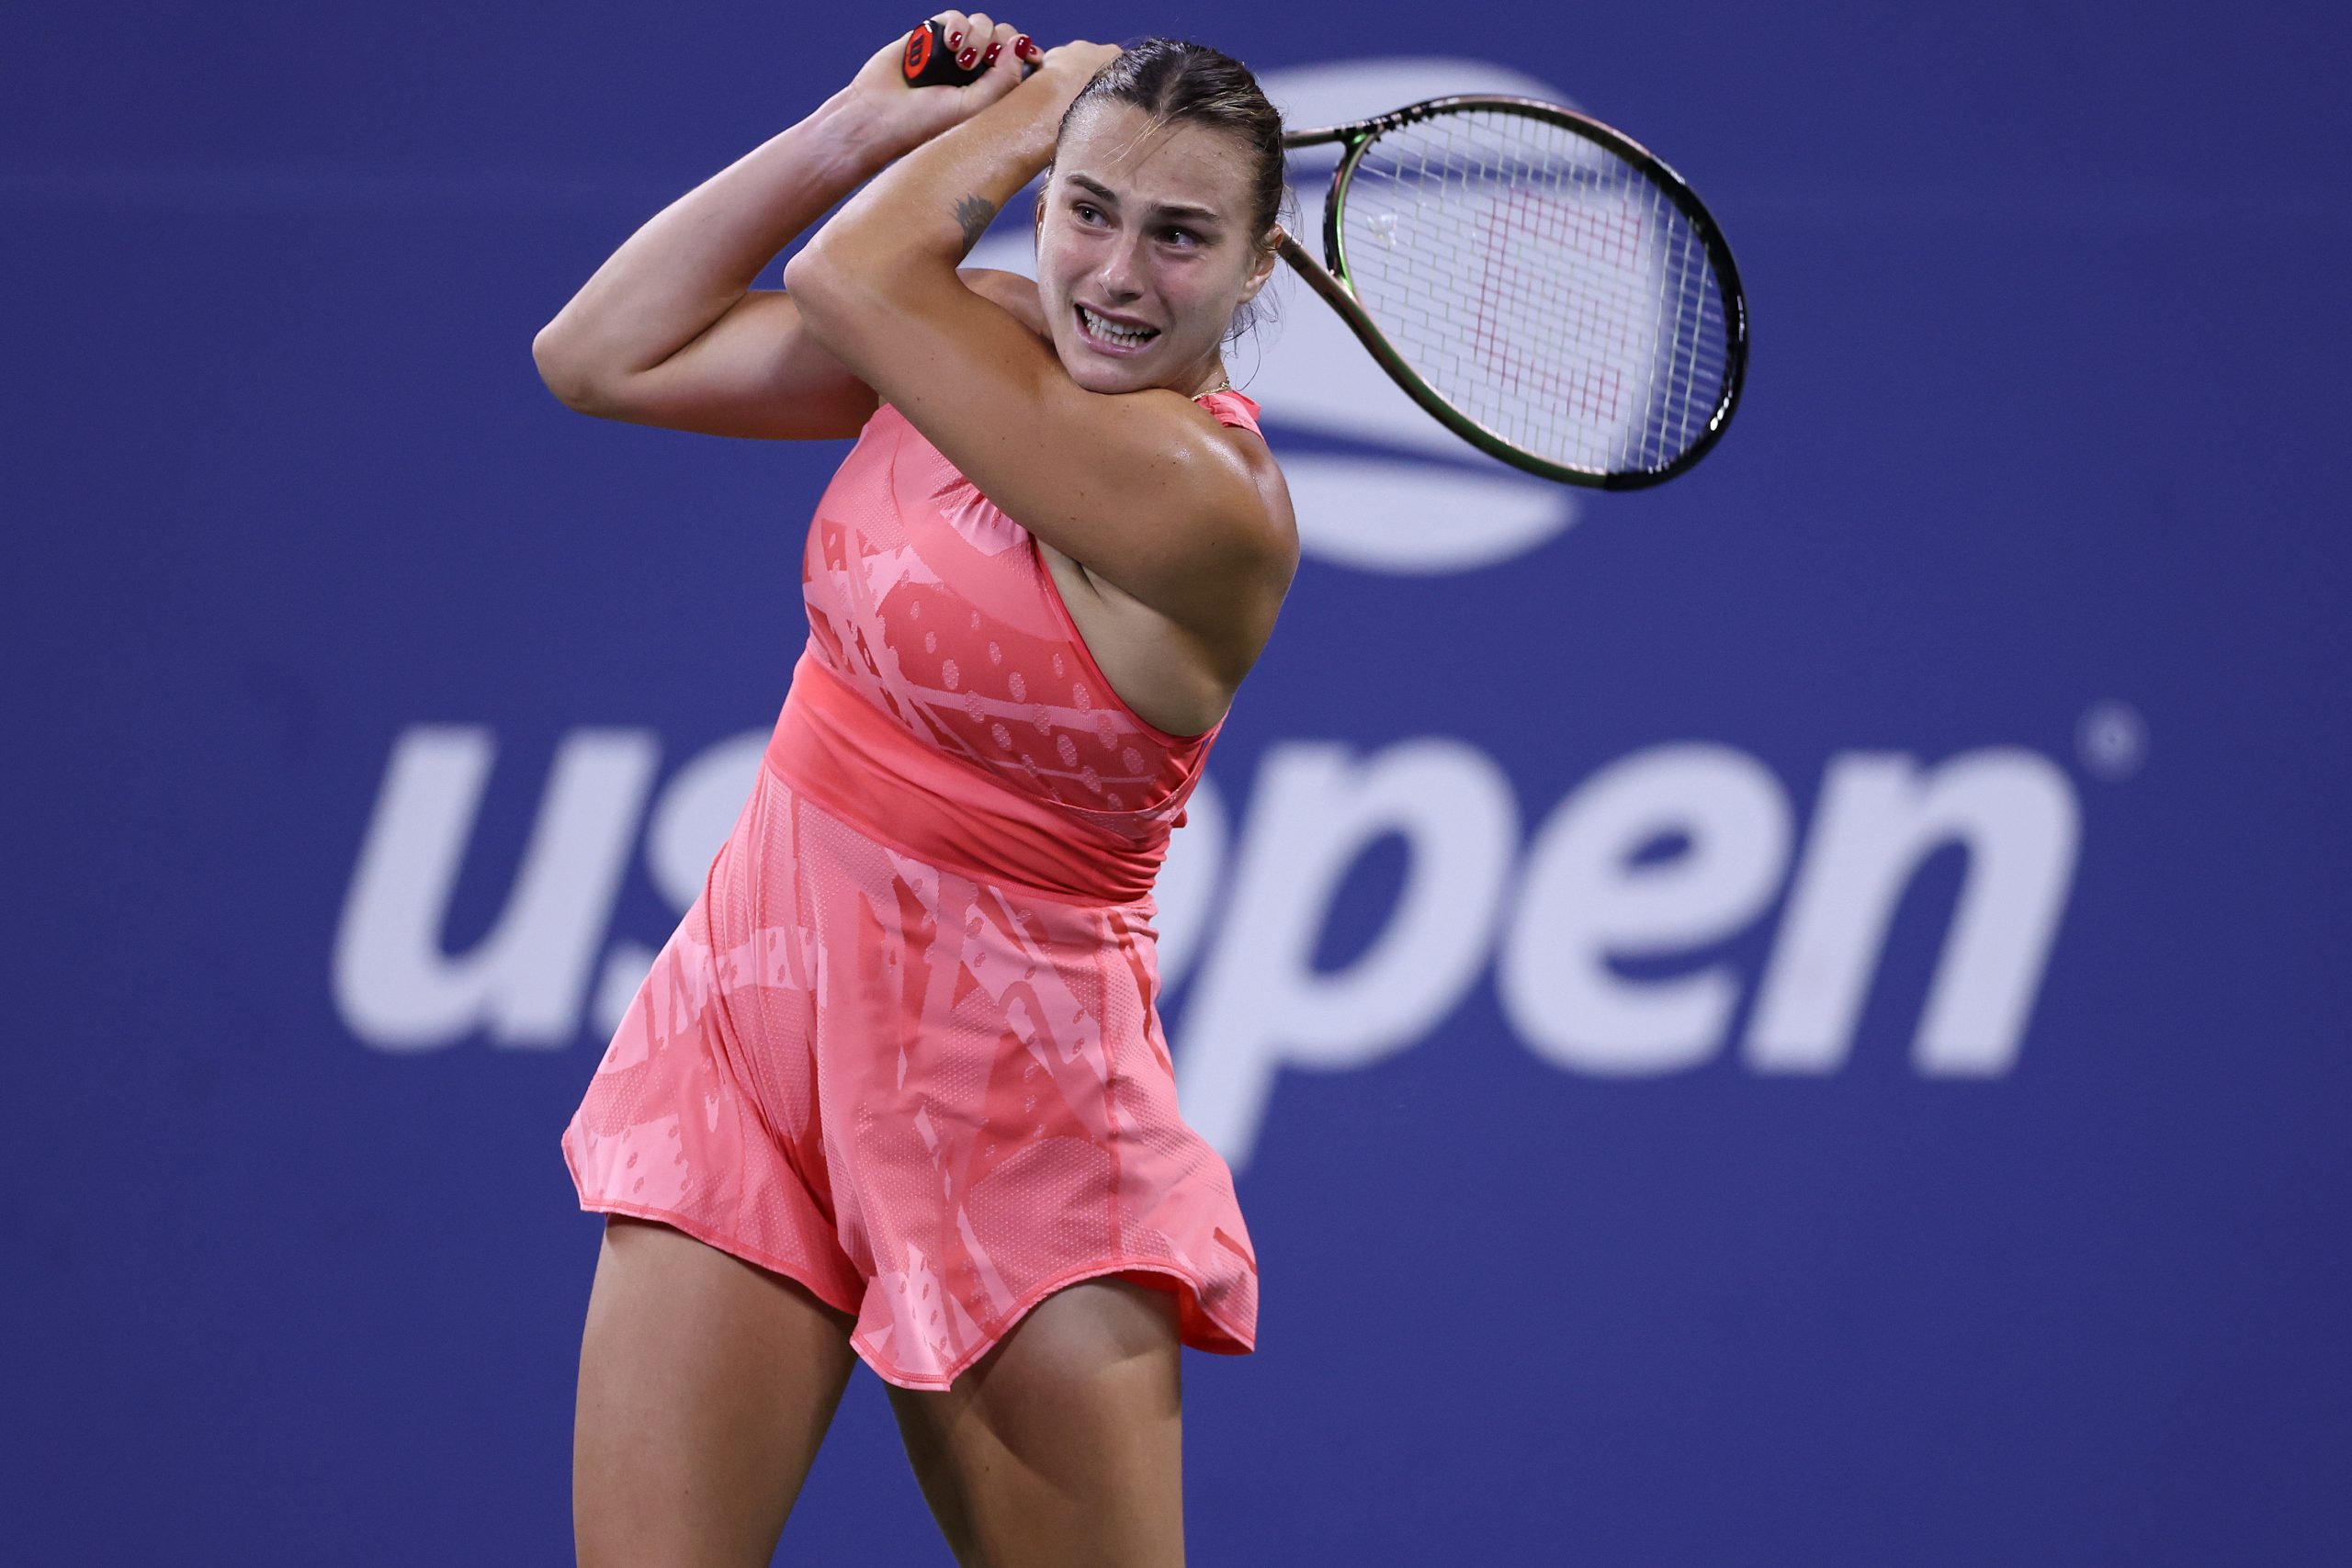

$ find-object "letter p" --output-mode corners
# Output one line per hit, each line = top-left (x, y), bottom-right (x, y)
(1173, 739), (1518, 1168)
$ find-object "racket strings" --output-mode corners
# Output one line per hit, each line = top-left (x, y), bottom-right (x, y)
(1339, 109), (1731, 476)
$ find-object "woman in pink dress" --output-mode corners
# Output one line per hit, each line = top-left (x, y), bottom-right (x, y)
(534, 16), (1295, 1565)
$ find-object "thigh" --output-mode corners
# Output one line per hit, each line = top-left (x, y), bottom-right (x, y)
(574, 1215), (857, 1568)
(887, 1276), (1187, 1568)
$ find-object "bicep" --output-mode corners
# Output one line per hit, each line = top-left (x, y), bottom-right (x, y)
(548, 289), (879, 440)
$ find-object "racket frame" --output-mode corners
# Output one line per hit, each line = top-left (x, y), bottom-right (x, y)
(1279, 95), (1747, 490)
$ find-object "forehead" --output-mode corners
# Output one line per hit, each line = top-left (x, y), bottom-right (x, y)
(1056, 99), (1256, 219)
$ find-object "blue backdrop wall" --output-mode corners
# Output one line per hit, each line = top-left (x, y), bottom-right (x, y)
(7, 2), (2349, 1562)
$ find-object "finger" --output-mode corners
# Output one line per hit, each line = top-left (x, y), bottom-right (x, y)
(922, 11), (977, 72)
(929, 10), (972, 53)
(967, 24), (1031, 99)
(979, 21), (1018, 74)
(956, 13), (993, 72)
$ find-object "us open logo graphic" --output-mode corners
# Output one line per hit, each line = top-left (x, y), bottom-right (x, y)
(335, 60), (2093, 1168)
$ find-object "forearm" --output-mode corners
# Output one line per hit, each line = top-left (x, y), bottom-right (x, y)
(788, 71), (1074, 299)
(534, 90), (913, 385)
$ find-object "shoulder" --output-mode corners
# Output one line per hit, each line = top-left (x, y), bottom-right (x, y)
(956, 268), (1048, 337)
(1171, 394), (1296, 584)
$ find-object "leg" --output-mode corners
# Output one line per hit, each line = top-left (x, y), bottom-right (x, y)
(888, 1275), (1187, 1568)
(574, 1215), (857, 1568)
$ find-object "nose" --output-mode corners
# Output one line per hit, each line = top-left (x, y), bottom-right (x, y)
(1095, 230), (1148, 302)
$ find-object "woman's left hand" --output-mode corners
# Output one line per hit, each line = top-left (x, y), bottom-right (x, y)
(839, 12), (1042, 157)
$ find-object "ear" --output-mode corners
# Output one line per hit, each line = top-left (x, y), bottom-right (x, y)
(1238, 225), (1284, 301)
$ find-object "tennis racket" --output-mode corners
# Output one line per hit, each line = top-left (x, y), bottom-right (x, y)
(1280, 96), (1746, 490)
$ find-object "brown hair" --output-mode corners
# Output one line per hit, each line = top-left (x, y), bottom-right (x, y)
(1056, 38), (1291, 341)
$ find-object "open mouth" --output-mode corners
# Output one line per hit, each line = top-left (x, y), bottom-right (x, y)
(1076, 304), (1159, 352)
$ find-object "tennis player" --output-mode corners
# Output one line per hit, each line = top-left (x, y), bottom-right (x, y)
(534, 17), (1295, 1565)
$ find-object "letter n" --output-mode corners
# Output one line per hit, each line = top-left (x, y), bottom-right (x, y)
(1744, 749), (2080, 1077)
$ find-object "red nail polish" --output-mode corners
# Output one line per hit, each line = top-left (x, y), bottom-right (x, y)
(1015, 34), (1035, 57)
(957, 47), (977, 67)
(983, 41), (1001, 64)
(947, 28), (963, 48)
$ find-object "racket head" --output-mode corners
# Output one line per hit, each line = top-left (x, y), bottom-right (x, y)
(1293, 96), (1747, 490)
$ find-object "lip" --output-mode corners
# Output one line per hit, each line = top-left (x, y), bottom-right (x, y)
(1079, 301), (1157, 330)
(1074, 302), (1159, 355)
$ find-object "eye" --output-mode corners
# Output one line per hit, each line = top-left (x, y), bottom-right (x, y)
(1160, 227), (1202, 247)
(1072, 201), (1107, 226)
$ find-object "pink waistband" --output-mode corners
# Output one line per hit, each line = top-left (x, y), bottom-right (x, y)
(763, 649), (1167, 907)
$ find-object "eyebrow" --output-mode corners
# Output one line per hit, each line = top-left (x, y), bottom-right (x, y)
(1063, 174), (1226, 226)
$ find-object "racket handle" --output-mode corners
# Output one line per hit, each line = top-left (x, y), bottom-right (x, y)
(901, 19), (985, 87)
(901, 19), (1036, 87)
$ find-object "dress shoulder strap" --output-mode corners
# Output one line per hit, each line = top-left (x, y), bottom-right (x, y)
(1192, 388), (1264, 435)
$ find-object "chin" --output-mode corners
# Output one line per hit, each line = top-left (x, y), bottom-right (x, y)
(1057, 343), (1150, 394)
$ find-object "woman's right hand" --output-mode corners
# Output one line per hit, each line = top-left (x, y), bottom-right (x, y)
(840, 12), (1039, 157)
(1027, 39), (1124, 89)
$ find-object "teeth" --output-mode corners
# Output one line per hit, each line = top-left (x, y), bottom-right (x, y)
(1080, 306), (1156, 346)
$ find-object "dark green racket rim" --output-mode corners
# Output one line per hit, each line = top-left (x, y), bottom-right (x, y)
(1299, 94), (1748, 491)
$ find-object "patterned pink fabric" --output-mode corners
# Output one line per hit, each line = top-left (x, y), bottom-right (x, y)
(799, 394), (1258, 821)
(563, 391), (1265, 1389)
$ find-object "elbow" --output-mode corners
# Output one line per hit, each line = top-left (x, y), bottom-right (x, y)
(531, 321), (605, 413)
(778, 246), (820, 298)
(784, 238), (916, 336)
(780, 244), (851, 329)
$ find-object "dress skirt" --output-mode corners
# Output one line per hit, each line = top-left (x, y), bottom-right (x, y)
(561, 739), (1259, 1390)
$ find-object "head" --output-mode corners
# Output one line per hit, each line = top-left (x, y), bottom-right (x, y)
(1034, 39), (1288, 396)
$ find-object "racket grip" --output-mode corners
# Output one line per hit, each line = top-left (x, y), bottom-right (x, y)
(901, 20), (986, 87)
(900, 19), (1036, 86)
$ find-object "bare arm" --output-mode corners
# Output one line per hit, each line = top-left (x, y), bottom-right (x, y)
(533, 17), (1031, 439)
(783, 45), (1294, 629)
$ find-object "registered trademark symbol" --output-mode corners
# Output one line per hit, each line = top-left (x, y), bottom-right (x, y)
(2076, 701), (2147, 781)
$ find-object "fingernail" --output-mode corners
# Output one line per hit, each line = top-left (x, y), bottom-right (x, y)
(983, 41), (1001, 63)
(1015, 34), (1035, 57)
(957, 47), (978, 66)
(947, 28), (963, 47)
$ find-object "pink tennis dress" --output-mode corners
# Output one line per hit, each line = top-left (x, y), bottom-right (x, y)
(561, 389), (1266, 1389)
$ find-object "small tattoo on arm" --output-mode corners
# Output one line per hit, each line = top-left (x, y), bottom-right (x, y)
(953, 195), (999, 255)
